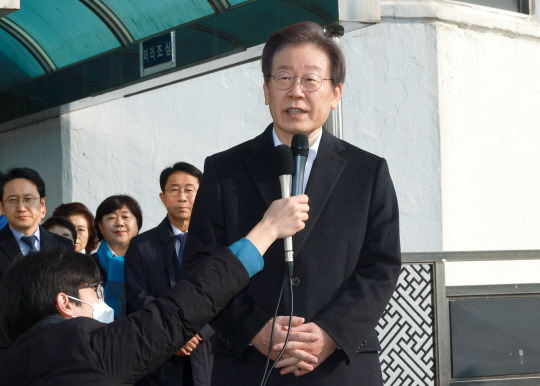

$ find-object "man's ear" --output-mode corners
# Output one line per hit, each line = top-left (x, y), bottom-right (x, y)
(159, 192), (165, 206)
(56, 293), (77, 318)
(263, 81), (270, 105)
(39, 197), (47, 220)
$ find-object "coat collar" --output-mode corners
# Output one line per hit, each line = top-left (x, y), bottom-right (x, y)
(294, 129), (346, 255)
(244, 125), (347, 257)
(0, 224), (23, 261)
(244, 124), (281, 208)
(156, 216), (175, 245)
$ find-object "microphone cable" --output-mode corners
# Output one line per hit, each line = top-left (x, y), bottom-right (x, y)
(259, 141), (304, 385)
(260, 267), (294, 386)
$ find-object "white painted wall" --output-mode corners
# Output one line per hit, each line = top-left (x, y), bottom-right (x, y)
(64, 56), (271, 232)
(438, 22), (540, 251)
(0, 118), (65, 218)
(341, 22), (442, 253)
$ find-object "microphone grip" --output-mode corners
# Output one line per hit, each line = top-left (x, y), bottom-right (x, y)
(279, 174), (294, 264)
(291, 156), (308, 196)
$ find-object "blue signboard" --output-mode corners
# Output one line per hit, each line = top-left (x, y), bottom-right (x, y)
(140, 31), (176, 76)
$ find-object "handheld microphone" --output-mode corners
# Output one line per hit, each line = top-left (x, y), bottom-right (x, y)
(291, 134), (309, 196)
(271, 145), (294, 266)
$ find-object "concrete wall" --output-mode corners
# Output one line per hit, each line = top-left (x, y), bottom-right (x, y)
(0, 117), (65, 218)
(2, 0), (540, 256)
(439, 22), (540, 251)
(64, 57), (271, 231)
(342, 21), (441, 253)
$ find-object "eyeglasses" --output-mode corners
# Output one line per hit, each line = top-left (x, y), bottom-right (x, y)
(165, 187), (197, 198)
(270, 71), (333, 92)
(76, 281), (105, 302)
(2, 195), (41, 208)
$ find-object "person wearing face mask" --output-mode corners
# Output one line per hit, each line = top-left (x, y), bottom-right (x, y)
(93, 195), (143, 319)
(0, 192), (309, 383)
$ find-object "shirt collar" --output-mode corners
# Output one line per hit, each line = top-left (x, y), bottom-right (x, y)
(10, 225), (40, 242)
(170, 224), (185, 236)
(271, 126), (321, 158)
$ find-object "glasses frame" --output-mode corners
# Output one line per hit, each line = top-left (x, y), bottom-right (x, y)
(164, 187), (197, 198)
(270, 71), (334, 92)
(76, 281), (105, 302)
(2, 195), (41, 208)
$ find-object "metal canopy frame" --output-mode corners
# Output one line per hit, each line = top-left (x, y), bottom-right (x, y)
(80, 0), (134, 48)
(0, 17), (56, 74)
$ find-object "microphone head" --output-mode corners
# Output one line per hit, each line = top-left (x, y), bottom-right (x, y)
(272, 144), (294, 176)
(291, 134), (309, 156)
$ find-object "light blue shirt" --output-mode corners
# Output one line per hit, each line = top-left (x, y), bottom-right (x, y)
(170, 224), (186, 257)
(272, 127), (321, 194)
(10, 226), (41, 255)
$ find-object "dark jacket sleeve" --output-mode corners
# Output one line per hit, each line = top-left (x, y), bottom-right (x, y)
(182, 156), (260, 357)
(90, 247), (250, 383)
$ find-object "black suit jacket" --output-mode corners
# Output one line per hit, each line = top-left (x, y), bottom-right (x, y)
(125, 217), (214, 386)
(0, 224), (74, 282)
(0, 224), (74, 353)
(182, 125), (401, 385)
(125, 217), (179, 314)
(0, 248), (249, 384)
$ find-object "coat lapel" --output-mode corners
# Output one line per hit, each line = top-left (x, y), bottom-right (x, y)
(38, 226), (53, 251)
(156, 217), (178, 288)
(293, 129), (346, 256)
(0, 225), (22, 262)
(244, 124), (281, 207)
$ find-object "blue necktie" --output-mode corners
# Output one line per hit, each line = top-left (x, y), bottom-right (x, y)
(21, 235), (37, 253)
(177, 233), (185, 266)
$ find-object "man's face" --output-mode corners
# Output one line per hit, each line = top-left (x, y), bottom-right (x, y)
(71, 286), (99, 318)
(160, 171), (200, 227)
(0, 178), (46, 235)
(263, 43), (342, 146)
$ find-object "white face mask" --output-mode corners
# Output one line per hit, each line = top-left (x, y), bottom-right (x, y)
(67, 296), (115, 324)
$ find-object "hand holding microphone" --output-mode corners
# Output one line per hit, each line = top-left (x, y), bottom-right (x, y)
(245, 144), (309, 257)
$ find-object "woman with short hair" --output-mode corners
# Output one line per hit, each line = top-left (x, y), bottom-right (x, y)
(93, 195), (142, 318)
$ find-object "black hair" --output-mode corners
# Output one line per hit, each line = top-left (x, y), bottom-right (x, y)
(43, 216), (78, 244)
(159, 162), (203, 192)
(261, 21), (346, 86)
(0, 167), (46, 199)
(95, 195), (143, 241)
(0, 249), (100, 341)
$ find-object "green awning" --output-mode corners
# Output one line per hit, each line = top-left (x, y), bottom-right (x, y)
(0, 0), (339, 124)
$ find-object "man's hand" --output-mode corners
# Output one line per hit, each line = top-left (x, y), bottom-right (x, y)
(273, 322), (337, 376)
(174, 334), (203, 356)
(251, 316), (319, 372)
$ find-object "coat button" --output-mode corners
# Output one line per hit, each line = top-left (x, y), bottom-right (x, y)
(291, 277), (300, 287)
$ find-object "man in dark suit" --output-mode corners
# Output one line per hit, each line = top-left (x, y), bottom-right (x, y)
(182, 22), (401, 385)
(125, 162), (213, 385)
(0, 167), (74, 354)
(0, 167), (74, 278)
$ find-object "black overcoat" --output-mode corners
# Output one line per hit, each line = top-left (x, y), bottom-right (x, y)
(182, 125), (402, 385)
